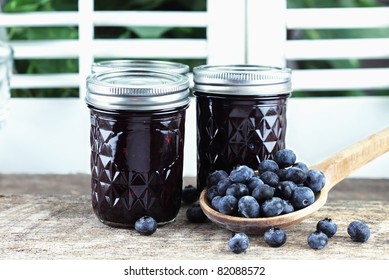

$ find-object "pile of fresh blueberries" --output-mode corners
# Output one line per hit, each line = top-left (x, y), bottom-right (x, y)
(132, 147), (371, 254)
(205, 148), (326, 219)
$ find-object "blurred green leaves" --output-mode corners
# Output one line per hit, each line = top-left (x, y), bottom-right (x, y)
(287, 0), (389, 97)
(3, 0), (206, 97)
(2, 0), (388, 97)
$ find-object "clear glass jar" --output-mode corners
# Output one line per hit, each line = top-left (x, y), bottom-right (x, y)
(193, 65), (292, 190)
(91, 59), (189, 75)
(86, 69), (190, 227)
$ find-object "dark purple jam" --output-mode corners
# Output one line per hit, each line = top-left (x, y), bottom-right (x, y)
(89, 106), (187, 227)
(193, 65), (292, 191)
(86, 69), (190, 228)
(194, 92), (289, 190)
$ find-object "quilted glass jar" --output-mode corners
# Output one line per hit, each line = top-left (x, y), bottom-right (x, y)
(193, 65), (292, 190)
(86, 69), (190, 227)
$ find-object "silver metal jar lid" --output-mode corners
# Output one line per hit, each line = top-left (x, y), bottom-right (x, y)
(86, 69), (190, 111)
(91, 59), (189, 75)
(193, 65), (292, 96)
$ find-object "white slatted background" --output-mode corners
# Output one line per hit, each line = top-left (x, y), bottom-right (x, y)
(1, 0), (389, 178)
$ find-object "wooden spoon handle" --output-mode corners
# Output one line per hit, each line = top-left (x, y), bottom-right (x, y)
(311, 127), (389, 192)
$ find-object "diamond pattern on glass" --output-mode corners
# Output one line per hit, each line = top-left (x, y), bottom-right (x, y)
(89, 110), (185, 225)
(196, 97), (288, 188)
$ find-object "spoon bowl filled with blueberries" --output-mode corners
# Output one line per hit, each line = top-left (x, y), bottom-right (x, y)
(199, 127), (389, 234)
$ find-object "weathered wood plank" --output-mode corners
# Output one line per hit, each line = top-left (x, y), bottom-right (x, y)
(0, 194), (387, 260)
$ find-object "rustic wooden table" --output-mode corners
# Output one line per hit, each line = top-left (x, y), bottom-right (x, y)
(0, 174), (388, 260)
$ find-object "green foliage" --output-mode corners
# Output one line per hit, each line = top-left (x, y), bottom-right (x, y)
(288, 0), (389, 97)
(4, 0), (78, 97)
(3, 0), (206, 98)
(3, 0), (388, 97)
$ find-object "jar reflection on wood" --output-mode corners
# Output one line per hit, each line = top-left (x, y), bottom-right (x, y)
(193, 65), (292, 190)
(86, 70), (190, 227)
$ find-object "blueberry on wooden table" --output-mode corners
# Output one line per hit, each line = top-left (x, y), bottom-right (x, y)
(227, 232), (249, 254)
(186, 203), (208, 223)
(347, 220), (370, 242)
(307, 230), (328, 249)
(134, 216), (157, 236)
(182, 184), (198, 204)
(264, 227), (287, 248)
(316, 218), (337, 238)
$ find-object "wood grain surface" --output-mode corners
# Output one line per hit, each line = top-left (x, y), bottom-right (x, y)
(0, 185), (388, 260)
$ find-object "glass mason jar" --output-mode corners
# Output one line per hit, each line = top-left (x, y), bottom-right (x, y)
(0, 42), (13, 128)
(193, 65), (292, 190)
(85, 69), (190, 227)
(91, 59), (189, 75)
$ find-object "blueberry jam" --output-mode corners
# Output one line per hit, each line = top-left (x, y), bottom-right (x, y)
(89, 108), (187, 226)
(86, 69), (190, 227)
(193, 65), (292, 190)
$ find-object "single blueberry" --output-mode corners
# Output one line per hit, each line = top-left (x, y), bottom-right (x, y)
(211, 195), (222, 211)
(216, 177), (232, 196)
(207, 170), (228, 187)
(186, 204), (208, 223)
(259, 171), (279, 188)
(246, 176), (264, 193)
(293, 162), (309, 172)
(227, 232), (249, 254)
(238, 196), (260, 218)
(218, 195), (238, 215)
(305, 169), (326, 192)
(317, 218), (337, 238)
(275, 181), (295, 200)
(284, 167), (307, 185)
(258, 159), (279, 174)
(290, 186), (315, 209)
(307, 230), (328, 249)
(251, 184), (275, 202)
(276, 168), (287, 181)
(229, 165), (255, 183)
(274, 149), (297, 168)
(134, 216), (157, 236)
(182, 184), (198, 204)
(225, 183), (249, 199)
(261, 197), (284, 217)
(206, 185), (219, 203)
(264, 227), (287, 247)
(280, 199), (294, 214)
(347, 220), (370, 242)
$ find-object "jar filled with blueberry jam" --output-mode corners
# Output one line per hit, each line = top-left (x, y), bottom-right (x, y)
(86, 69), (190, 227)
(193, 65), (292, 190)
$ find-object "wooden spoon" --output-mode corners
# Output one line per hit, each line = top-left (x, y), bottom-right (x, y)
(199, 127), (389, 234)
